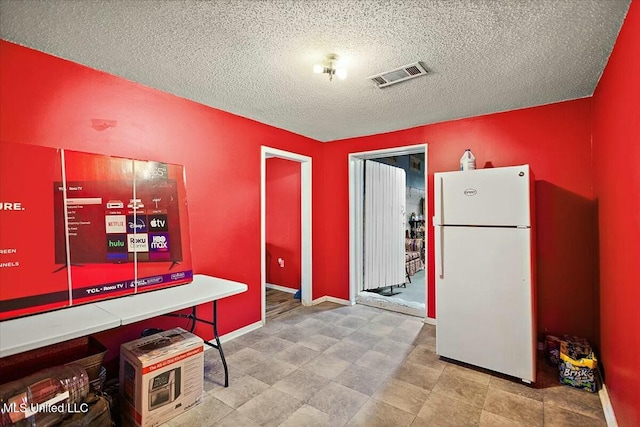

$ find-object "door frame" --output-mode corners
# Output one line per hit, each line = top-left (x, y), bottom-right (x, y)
(261, 147), (312, 324)
(348, 144), (429, 318)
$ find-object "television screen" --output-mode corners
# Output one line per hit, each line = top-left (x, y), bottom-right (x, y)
(53, 179), (183, 265)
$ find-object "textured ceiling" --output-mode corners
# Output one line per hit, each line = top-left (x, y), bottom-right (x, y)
(0, 0), (631, 142)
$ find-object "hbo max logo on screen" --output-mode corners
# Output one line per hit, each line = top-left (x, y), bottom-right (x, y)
(150, 233), (169, 252)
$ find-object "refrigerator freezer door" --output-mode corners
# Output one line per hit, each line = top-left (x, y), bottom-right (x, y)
(434, 165), (531, 227)
(435, 226), (535, 382)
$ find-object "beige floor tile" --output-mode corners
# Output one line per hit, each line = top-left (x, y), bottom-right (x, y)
(489, 375), (543, 402)
(323, 340), (370, 362)
(355, 350), (403, 374)
(441, 363), (492, 386)
(483, 387), (543, 427)
(224, 347), (268, 374)
(297, 333), (341, 352)
(344, 304), (381, 321)
(431, 369), (489, 408)
(211, 409), (261, 427)
(279, 404), (335, 427)
(372, 337), (415, 359)
(312, 309), (345, 323)
(405, 345), (447, 372)
(346, 398), (416, 427)
(336, 363), (391, 396)
(336, 315), (370, 330)
(362, 323), (396, 337)
(167, 395), (233, 427)
(211, 373), (270, 409)
(413, 391), (482, 426)
(317, 324), (357, 339)
(392, 361), (442, 390)
(249, 335), (294, 355)
(272, 369), (331, 401)
(236, 388), (303, 427)
(295, 316), (327, 331)
(370, 312), (408, 327)
(273, 324), (310, 342)
(397, 317), (425, 332)
(372, 378), (430, 415)
(479, 410), (525, 426)
(543, 383), (606, 420)
(242, 357), (298, 385)
(301, 353), (351, 380)
(273, 342), (320, 366)
(307, 382), (369, 424)
(386, 325), (423, 345)
(230, 329), (270, 347)
(543, 403), (608, 427)
(344, 330), (386, 347)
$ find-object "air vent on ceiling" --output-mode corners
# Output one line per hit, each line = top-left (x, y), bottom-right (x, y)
(367, 62), (429, 88)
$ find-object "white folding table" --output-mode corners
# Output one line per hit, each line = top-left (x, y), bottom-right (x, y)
(0, 274), (247, 387)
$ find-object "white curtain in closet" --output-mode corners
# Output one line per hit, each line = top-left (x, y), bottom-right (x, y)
(363, 160), (406, 291)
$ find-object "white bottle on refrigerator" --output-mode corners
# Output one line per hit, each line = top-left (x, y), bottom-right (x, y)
(459, 149), (476, 171)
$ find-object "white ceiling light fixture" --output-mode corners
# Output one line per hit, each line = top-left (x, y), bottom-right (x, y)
(313, 53), (347, 81)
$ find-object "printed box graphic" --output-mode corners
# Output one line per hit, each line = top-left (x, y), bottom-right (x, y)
(0, 142), (193, 320)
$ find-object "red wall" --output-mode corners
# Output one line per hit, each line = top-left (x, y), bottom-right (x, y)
(592, 0), (640, 424)
(318, 99), (597, 344)
(0, 40), (320, 361)
(266, 158), (301, 290)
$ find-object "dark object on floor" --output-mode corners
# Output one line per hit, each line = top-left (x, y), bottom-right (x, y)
(141, 328), (164, 337)
(294, 290), (301, 299)
(60, 392), (114, 427)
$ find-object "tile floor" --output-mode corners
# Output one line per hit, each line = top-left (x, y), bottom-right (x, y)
(161, 302), (606, 427)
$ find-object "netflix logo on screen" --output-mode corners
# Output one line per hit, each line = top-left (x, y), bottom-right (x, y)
(148, 214), (168, 231)
(105, 215), (127, 233)
(126, 215), (147, 233)
(128, 234), (149, 253)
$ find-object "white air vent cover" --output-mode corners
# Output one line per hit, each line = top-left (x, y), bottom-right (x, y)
(368, 62), (428, 88)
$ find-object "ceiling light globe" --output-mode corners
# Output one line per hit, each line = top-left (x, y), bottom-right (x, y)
(313, 64), (324, 74)
(336, 68), (348, 80)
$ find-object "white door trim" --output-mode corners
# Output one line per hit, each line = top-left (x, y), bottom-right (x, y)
(348, 144), (428, 315)
(261, 147), (312, 325)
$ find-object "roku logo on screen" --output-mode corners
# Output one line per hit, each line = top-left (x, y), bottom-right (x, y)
(127, 234), (149, 252)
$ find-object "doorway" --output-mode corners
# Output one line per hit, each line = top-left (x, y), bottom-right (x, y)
(348, 144), (428, 319)
(260, 147), (312, 325)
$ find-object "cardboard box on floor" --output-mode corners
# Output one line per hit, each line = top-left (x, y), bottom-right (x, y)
(120, 328), (204, 427)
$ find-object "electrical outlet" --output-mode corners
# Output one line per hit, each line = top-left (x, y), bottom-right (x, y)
(277, 258), (285, 268)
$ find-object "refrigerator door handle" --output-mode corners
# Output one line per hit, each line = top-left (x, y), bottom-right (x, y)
(436, 226), (444, 279)
(434, 176), (443, 225)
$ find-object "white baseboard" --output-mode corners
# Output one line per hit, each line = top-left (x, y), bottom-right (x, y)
(423, 317), (436, 325)
(265, 283), (298, 294)
(311, 296), (352, 306)
(599, 384), (618, 427)
(217, 320), (263, 344)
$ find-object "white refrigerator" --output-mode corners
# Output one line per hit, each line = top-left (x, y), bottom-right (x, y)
(433, 164), (536, 383)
